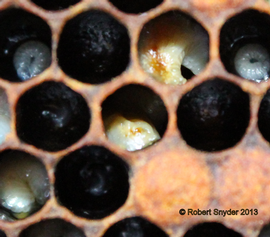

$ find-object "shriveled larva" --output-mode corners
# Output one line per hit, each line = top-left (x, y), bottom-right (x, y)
(0, 89), (10, 145)
(0, 151), (50, 220)
(139, 13), (209, 85)
(13, 40), (51, 81)
(234, 43), (270, 82)
(104, 114), (160, 151)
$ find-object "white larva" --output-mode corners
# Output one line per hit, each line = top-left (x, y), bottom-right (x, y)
(0, 89), (10, 145)
(13, 40), (51, 81)
(234, 43), (270, 82)
(104, 114), (160, 151)
(0, 151), (50, 220)
(139, 14), (209, 85)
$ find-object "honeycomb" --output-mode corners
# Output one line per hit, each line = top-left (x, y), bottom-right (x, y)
(0, 0), (270, 236)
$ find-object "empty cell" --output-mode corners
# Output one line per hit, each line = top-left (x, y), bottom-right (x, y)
(31, 0), (80, 11)
(20, 219), (85, 237)
(55, 146), (129, 219)
(183, 222), (242, 237)
(103, 217), (168, 237)
(109, 0), (163, 14)
(16, 81), (90, 151)
(177, 79), (250, 151)
(57, 10), (130, 84)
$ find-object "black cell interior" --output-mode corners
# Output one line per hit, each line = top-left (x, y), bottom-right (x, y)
(102, 84), (168, 138)
(57, 10), (130, 84)
(31, 0), (80, 11)
(55, 146), (129, 219)
(103, 217), (168, 237)
(183, 222), (242, 237)
(258, 90), (270, 143)
(0, 9), (51, 82)
(20, 219), (86, 237)
(0, 230), (6, 237)
(16, 81), (90, 152)
(220, 10), (270, 81)
(177, 79), (250, 151)
(258, 223), (270, 237)
(109, 0), (163, 14)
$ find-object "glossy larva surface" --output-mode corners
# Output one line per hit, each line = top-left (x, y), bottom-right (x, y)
(13, 41), (51, 81)
(234, 44), (270, 82)
(0, 151), (50, 220)
(105, 114), (160, 151)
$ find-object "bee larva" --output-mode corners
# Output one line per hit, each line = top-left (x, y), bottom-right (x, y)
(139, 12), (209, 85)
(104, 114), (160, 151)
(0, 89), (10, 145)
(234, 43), (270, 82)
(0, 151), (50, 220)
(13, 40), (51, 81)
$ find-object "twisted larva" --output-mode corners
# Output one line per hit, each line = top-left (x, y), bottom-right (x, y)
(234, 43), (270, 82)
(0, 151), (50, 220)
(105, 114), (160, 151)
(139, 13), (209, 85)
(13, 41), (51, 81)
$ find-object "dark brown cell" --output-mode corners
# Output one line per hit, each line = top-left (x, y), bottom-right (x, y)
(57, 10), (130, 84)
(177, 79), (250, 151)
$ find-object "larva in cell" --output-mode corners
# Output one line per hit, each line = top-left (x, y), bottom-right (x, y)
(13, 40), (51, 81)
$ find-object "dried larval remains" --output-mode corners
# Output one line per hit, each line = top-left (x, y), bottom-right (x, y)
(0, 151), (50, 221)
(139, 11), (209, 85)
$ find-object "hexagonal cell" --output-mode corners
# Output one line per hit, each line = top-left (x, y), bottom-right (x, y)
(258, 89), (270, 143)
(183, 222), (242, 237)
(220, 10), (270, 83)
(55, 146), (129, 219)
(0, 89), (10, 145)
(16, 81), (90, 152)
(108, 0), (163, 14)
(102, 217), (168, 237)
(20, 219), (86, 237)
(0, 9), (51, 82)
(138, 11), (209, 85)
(57, 10), (130, 84)
(31, 0), (80, 11)
(177, 79), (250, 151)
(0, 150), (50, 221)
(102, 84), (168, 151)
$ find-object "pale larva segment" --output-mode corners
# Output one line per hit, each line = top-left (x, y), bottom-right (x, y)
(105, 114), (161, 151)
(183, 32), (209, 75)
(139, 13), (208, 85)
(0, 152), (50, 219)
(0, 209), (15, 221)
(234, 43), (270, 82)
(13, 41), (51, 81)
(1, 180), (35, 215)
(0, 89), (10, 144)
